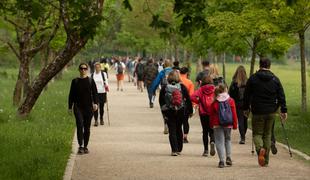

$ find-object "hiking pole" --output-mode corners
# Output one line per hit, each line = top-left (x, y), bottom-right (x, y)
(106, 94), (111, 126)
(280, 119), (292, 157)
(251, 135), (255, 155)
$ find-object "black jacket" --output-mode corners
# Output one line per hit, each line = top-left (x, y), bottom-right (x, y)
(229, 81), (246, 108)
(159, 83), (193, 117)
(243, 69), (287, 114)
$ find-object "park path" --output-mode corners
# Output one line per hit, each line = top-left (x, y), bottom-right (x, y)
(71, 73), (310, 180)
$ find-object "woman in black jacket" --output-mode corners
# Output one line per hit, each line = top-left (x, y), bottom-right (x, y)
(159, 70), (193, 156)
(229, 65), (248, 144)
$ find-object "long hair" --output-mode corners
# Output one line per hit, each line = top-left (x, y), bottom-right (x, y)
(232, 65), (248, 87)
(209, 64), (220, 79)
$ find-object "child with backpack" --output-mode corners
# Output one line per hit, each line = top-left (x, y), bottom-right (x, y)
(210, 84), (238, 168)
(190, 76), (216, 157)
(159, 70), (193, 156)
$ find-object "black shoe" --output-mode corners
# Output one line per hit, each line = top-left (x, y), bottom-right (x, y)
(271, 143), (278, 155)
(218, 161), (225, 168)
(239, 140), (245, 144)
(202, 151), (208, 157)
(94, 120), (98, 127)
(171, 152), (178, 156)
(84, 147), (89, 154)
(226, 157), (232, 166)
(150, 103), (154, 108)
(100, 118), (104, 125)
(77, 147), (84, 155)
(210, 142), (216, 156)
(183, 138), (189, 144)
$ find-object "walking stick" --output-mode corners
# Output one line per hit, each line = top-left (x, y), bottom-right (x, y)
(251, 136), (255, 155)
(280, 119), (293, 157)
(106, 93), (110, 126)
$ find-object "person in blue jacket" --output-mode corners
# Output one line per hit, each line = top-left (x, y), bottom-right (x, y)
(150, 59), (173, 134)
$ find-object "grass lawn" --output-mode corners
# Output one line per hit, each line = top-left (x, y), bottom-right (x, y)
(190, 62), (310, 156)
(0, 68), (76, 180)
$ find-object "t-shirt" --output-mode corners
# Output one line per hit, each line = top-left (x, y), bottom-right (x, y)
(93, 72), (108, 93)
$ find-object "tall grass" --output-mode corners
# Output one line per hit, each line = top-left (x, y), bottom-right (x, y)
(0, 68), (76, 180)
(190, 62), (310, 155)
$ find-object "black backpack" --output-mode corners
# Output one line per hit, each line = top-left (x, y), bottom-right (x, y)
(117, 62), (124, 74)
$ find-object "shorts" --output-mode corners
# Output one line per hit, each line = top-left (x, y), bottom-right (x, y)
(116, 74), (124, 81)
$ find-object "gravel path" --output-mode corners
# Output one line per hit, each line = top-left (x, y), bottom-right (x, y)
(71, 75), (310, 180)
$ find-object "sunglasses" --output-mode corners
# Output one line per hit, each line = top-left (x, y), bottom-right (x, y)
(79, 67), (88, 71)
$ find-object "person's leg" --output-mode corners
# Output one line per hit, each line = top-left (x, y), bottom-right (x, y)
(237, 108), (245, 143)
(74, 107), (84, 148)
(120, 79), (124, 91)
(271, 120), (277, 154)
(224, 128), (232, 165)
(83, 110), (93, 149)
(252, 114), (265, 154)
(206, 115), (215, 156)
(214, 127), (225, 165)
(167, 114), (178, 153)
(176, 113), (184, 153)
(200, 115), (209, 155)
(93, 107), (99, 126)
(183, 114), (190, 143)
(263, 114), (275, 165)
(116, 78), (120, 90)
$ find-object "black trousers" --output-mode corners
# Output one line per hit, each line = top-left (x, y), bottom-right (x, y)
(166, 109), (184, 153)
(74, 106), (93, 147)
(183, 114), (190, 134)
(200, 115), (214, 151)
(94, 93), (106, 121)
(236, 106), (248, 140)
(272, 120), (276, 145)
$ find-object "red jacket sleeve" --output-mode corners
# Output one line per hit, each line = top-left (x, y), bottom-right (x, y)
(190, 90), (200, 104)
(230, 98), (238, 129)
(209, 102), (217, 129)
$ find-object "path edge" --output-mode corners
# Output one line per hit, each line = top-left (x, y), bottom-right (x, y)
(63, 130), (77, 180)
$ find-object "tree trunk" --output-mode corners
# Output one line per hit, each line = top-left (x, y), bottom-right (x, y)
(250, 38), (259, 76)
(222, 52), (226, 81)
(196, 56), (202, 74)
(17, 38), (87, 117)
(13, 57), (30, 106)
(299, 31), (307, 112)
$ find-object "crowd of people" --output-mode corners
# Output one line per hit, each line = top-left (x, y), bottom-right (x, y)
(68, 56), (288, 168)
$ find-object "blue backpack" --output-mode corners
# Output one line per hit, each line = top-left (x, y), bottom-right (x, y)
(218, 99), (233, 126)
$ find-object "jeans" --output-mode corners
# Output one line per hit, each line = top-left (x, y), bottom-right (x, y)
(200, 115), (214, 151)
(214, 127), (232, 162)
(166, 109), (184, 153)
(252, 113), (275, 164)
(236, 106), (248, 140)
(94, 93), (106, 121)
(147, 85), (155, 105)
(74, 106), (93, 147)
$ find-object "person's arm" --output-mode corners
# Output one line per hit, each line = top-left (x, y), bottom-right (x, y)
(159, 86), (166, 109)
(103, 72), (109, 86)
(68, 79), (75, 110)
(150, 70), (164, 93)
(190, 89), (200, 104)
(243, 77), (252, 111)
(230, 99), (238, 129)
(228, 82), (238, 101)
(276, 77), (287, 114)
(182, 84), (193, 115)
(91, 79), (99, 105)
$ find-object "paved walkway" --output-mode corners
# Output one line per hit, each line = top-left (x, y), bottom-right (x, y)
(71, 74), (310, 180)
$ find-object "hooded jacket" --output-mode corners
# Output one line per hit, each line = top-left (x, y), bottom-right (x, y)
(190, 84), (215, 116)
(243, 69), (287, 114)
(210, 93), (238, 129)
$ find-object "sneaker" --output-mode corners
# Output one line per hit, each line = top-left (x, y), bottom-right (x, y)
(183, 138), (189, 144)
(94, 120), (98, 127)
(271, 143), (277, 155)
(218, 161), (225, 168)
(171, 152), (178, 156)
(202, 151), (208, 157)
(258, 148), (266, 167)
(177, 152), (181, 155)
(239, 140), (245, 144)
(100, 118), (104, 125)
(210, 142), (216, 156)
(226, 157), (232, 166)
(164, 125), (169, 134)
(150, 103), (154, 108)
(77, 147), (84, 155)
(84, 147), (89, 154)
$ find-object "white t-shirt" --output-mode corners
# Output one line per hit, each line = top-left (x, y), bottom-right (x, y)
(93, 72), (108, 93)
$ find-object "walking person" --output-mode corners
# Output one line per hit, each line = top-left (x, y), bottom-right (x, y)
(135, 58), (145, 92)
(244, 58), (288, 167)
(143, 58), (158, 108)
(151, 59), (173, 134)
(191, 76), (216, 157)
(195, 60), (210, 87)
(92, 62), (109, 126)
(210, 84), (238, 168)
(159, 70), (193, 156)
(229, 65), (248, 144)
(68, 63), (98, 154)
(114, 58), (126, 91)
(179, 67), (194, 143)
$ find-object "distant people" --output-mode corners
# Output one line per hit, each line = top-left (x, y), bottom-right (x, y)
(151, 59), (173, 134)
(179, 67), (194, 143)
(88, 59), (95, 74)
(210, 84), (238, 168)
(92, 62), (109, 126)
(126, 57), (135, 82)
(244, 58), (288, 167)
(114, 58), (126, 91)
(157, 58), (164, 72)
(229, 65), (248, 144)
(191, 76), (216, 157)
(135, 58), (145, 92)
(209, 64), (225, 86)
(195, 60), (210, 87)
(172, 61), (180, 71)
(143, 58), (159, 108)
(159, 70), (193, 156)
(100, 58), (110, 77)
(68, 63), (98, 154)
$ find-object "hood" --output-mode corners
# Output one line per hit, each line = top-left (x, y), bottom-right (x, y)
(216, 92), (230, 102)
(200, 84), (215, 95)
(256, 69), (274, 81)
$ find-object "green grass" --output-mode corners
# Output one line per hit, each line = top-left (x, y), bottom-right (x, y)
(189, 62), (310, 156)
(0, 68), (76, 180)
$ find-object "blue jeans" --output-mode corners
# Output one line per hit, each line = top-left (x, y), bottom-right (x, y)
(147, 85), (155, 105)
(214, 127), (232, 162)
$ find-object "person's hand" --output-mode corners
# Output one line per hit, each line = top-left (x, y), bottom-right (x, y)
(93, 104), (98, 112)
(244, 110), (250, 118)
(68, 109), (73, 115)
(280, 113), (288, 123)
